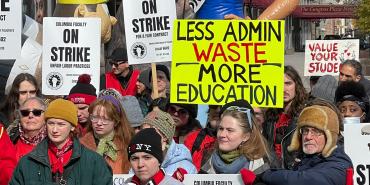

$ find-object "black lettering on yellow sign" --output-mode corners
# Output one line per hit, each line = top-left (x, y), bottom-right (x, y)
(198, 64), (261, 83)
(176, 83), (276, 105)
(223, 21), (282, 42)
(1, 0), (10, 11)
(176, 21), (215, 41)
(176, 63), (277, 105)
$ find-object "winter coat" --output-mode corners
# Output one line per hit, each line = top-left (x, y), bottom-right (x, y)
(0, 125), (16, 185)
(262, 109), (299, 169)
(184, 127), (216, 171)
(80, 131), (130, 174)
(162, 140), (198, 174)
(260, 146), (353, 185)
(8, 124), (43, 162)
(10, 137), (113, 185)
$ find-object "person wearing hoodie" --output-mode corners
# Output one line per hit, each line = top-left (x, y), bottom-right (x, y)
(139, 110), (197, 175)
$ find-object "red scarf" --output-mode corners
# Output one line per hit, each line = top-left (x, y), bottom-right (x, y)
(131, 169), (165, 185)
(48, 138), (73, 174)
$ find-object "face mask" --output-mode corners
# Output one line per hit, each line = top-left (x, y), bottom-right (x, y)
(343, 117), (361, 124)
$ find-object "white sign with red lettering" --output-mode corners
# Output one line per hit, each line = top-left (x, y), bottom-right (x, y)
(304, 39), (359, 76)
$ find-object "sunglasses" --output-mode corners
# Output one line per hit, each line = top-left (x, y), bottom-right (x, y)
(168, 106), (189, 118)
(109, 61), (127, 67)
(20, 109), (44, 117)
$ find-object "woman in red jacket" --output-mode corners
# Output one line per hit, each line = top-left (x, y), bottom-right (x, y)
(0, 124), (16, 185)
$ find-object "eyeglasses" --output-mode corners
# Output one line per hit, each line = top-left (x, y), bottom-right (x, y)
(19, 90), (37, 95)
(19, 109), (44, 117)
(168, 106), (189, 118)
(90, 115), (114, 125)
(109, 61), (127, 67)
(299, 127), (324, 137)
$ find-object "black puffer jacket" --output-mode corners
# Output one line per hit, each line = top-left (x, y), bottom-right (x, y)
(262, 108), (299, 169)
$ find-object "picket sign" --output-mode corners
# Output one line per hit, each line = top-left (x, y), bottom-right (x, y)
(113, 174), (244, 185)
(344, 123), (370, 185)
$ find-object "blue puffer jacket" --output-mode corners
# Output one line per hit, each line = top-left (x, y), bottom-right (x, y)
(261, 146), (352, 185)
(162, 140), (197, 175)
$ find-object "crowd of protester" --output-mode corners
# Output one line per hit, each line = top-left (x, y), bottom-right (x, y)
(1, 55), (369, 185)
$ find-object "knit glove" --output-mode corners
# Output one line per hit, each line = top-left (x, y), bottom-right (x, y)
(172, 168), (188, 182)
(240, 168), (256, 185)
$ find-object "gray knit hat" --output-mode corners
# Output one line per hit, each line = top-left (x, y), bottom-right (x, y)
(142, 110), (176, 142)
(99, 89), (144, 127)
(311, 75), (338, 103)
(138, 69), (151, 90)
(121, 96), (144, 128)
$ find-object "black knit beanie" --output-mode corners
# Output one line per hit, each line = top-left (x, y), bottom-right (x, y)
(68, 74), (97, 105)
(127, 128), (163, 163)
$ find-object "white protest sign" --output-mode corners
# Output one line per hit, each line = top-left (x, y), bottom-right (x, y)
(122, 0), (176, 64)
(0, 0), (21, 59)
(184, 174), (244, 185)
(42, 17), (100, 95)
(113, 174), (133, 185)
(304, 39), (359, 76)
(344, 123), (370, 185)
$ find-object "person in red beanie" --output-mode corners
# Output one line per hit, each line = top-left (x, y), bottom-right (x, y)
(0, 123), (16, 185)
(68, 74), (97, 137)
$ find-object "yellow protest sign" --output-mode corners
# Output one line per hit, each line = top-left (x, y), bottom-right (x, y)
(170, 20), (285, 108)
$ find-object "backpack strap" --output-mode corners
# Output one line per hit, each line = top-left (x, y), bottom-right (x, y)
(191, 129), (207, 154)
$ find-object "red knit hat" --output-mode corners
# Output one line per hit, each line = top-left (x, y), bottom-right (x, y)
(68, 74), (97, 105)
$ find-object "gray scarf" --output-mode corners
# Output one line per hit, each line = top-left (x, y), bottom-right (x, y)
(211, 151), (249, 174)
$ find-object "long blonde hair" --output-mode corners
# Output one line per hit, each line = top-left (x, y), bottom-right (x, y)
(221, 110), (271, 160)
